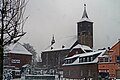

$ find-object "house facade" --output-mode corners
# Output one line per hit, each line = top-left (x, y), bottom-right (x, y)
(63, 64), (98, 80)
(98, 40), (120, 79)
(63, 44), (106, 80)
(4, 42), (32, 78)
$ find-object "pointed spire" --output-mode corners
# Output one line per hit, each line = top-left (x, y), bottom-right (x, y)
(82, 4), (89, 19)
(51, 34), (55, 45)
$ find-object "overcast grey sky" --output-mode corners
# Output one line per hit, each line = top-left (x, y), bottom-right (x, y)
(20, 0), (120, 54)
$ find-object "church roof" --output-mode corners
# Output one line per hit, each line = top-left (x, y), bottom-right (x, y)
(4, 42), (32, 55)
(79, 4), (92, 22)
(72, 44), (92, 51)
(42, 35), (77, 52)
(42, 36), (93, 53)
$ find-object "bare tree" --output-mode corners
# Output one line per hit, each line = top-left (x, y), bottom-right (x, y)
(23, 43), (37, 74)
(0, 0), (27, 79)
(23, 43), (37, 62)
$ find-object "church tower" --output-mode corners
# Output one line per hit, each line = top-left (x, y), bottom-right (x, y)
(77, 4), (93, 48)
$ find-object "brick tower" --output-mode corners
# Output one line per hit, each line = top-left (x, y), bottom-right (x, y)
(77, 4), (93, 48)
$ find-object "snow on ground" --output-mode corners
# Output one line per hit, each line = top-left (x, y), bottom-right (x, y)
(13, 78), (21, 80)
(12, 75), (63, 80)
(12, 78), (120, 80)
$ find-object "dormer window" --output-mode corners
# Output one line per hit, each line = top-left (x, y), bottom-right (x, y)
(83, 57), (86, 62)
(87, 57), (89, 62)
(90, 56), (93, 61)
(79, 58), (82, 63)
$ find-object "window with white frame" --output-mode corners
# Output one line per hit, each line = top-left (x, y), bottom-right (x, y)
(79, 58), (82, 63)
(99, 58), (103, 62)
(83, 57), (86, 62)
(90, 56), (93, 61)
(105, 57), (108, 62)
(11, 59), (20, 64)
(87, 57), (89, 62)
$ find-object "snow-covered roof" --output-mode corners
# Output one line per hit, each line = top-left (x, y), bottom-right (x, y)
(63, 50), (106, 66)
(99, 54), (108, 57)
(72, 44), (92, 51)
(79, 4), (93, 23)
(65, 50), (104, 60)
(43, 35), (77, 52)
(80, 17), (92, 22)
(65, 53), (80, 60)
(4, 42), (32, 55)
(22, 64), (30, 67)
(99, 54), (108, 58)
(80, 50), (104, 57)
